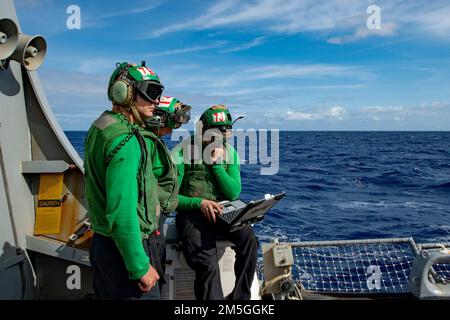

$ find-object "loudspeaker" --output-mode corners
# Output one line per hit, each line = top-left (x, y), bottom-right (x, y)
(0, 18), (19, 60)
(11, 33), (46, 71)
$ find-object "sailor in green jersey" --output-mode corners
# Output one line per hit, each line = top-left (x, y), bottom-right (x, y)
(84, 61), (166, 299)
(148, 96), (191, 216)
(143, 95), (191, 291)
(174, 105), (258, 300)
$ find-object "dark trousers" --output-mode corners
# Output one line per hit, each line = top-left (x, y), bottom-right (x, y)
(89, 233), (161, 300)
(176, 210), (258, 300)
(157, 214), (167, 293)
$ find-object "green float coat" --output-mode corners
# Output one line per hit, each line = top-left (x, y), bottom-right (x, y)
(173, 139), (242, 210)
(84, 111), (176, 280)
(151, 136), (179, 214)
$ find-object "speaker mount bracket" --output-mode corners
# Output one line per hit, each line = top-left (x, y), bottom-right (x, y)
(0, 59), (10, 71)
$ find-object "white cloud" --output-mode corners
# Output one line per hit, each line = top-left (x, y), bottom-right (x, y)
(95, 3), (161, 19)
(40, 69), (107, 97)
(284, 106), (347, 121)
(207, 63), (364, 88)
(83, 2), (162, 29)
(402, 5), (450, 39)
(207, 83), (365, 97)
(145, 0), (367, 38)
(358, 102), (450, 120)
(221, 36), (266, 53)
(146, 0), (241, 38)
(362, 106), (405, 114)
(158, 62), (364, 90)
(146, 0), (450, 44)
(327, 22), (397, 44)
(244, 64), (360, 80)
(146, 0), (364, 38)
(328, 106), (347, 119)
(78, 58), (120, 74)
(146, 41), (228, 58)
(39, 69), (111, 130)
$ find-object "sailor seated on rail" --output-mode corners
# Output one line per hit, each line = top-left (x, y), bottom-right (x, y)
(173, 105), (258, 300)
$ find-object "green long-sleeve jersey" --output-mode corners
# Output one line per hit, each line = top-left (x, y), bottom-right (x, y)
(85, 133), (148, 280)
(85, 122), (166, 281)
(175, 144), (242, 210)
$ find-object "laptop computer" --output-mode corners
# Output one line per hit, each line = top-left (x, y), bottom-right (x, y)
(216, 192), (286, 232)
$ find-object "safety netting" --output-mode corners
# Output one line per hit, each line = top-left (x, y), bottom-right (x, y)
(258, 238), (450, 295)
(293, 241), (414, 294)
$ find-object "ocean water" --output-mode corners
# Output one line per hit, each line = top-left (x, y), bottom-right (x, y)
(67, 131), (450, 244)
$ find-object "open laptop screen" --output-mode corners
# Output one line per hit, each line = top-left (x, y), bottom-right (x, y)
(217, 192), (286, 232)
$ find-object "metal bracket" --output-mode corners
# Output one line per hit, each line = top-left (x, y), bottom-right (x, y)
(68, 221), (91, 242)
(409, 248), (450, 299)
(1, 252), (26, 269)
(22, 160), (70, 174)
(0, 59), (10, 71)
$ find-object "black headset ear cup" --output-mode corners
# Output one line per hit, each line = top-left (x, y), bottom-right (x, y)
(110, 79), (134, 105)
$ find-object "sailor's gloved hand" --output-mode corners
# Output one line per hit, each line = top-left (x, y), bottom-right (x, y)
(200, 199), (223, 223)
(138, 265), (160, 292)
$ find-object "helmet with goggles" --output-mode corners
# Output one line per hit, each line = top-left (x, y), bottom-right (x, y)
(155, 96), (191, 129)
(108, 61), (164, 106)
(143, 96), (192, 130)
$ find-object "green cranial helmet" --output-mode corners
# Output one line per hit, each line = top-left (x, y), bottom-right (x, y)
(107, 61), (164, 106)
(153, 96), (191, 129)
(157, 95), (178, 114)
(200, 105), (233, 132)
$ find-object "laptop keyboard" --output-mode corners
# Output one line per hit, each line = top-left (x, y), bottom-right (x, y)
(220, 208), (244, 224)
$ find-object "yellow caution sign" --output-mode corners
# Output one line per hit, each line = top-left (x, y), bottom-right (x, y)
(34, 173), (64, 235)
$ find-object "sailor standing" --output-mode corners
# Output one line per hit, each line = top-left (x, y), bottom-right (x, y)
(84, 62), (168, 299)
(145, 96), (192, 292)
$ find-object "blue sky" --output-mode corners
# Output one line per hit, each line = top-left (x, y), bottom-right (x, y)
(14, 0), (450, 130)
